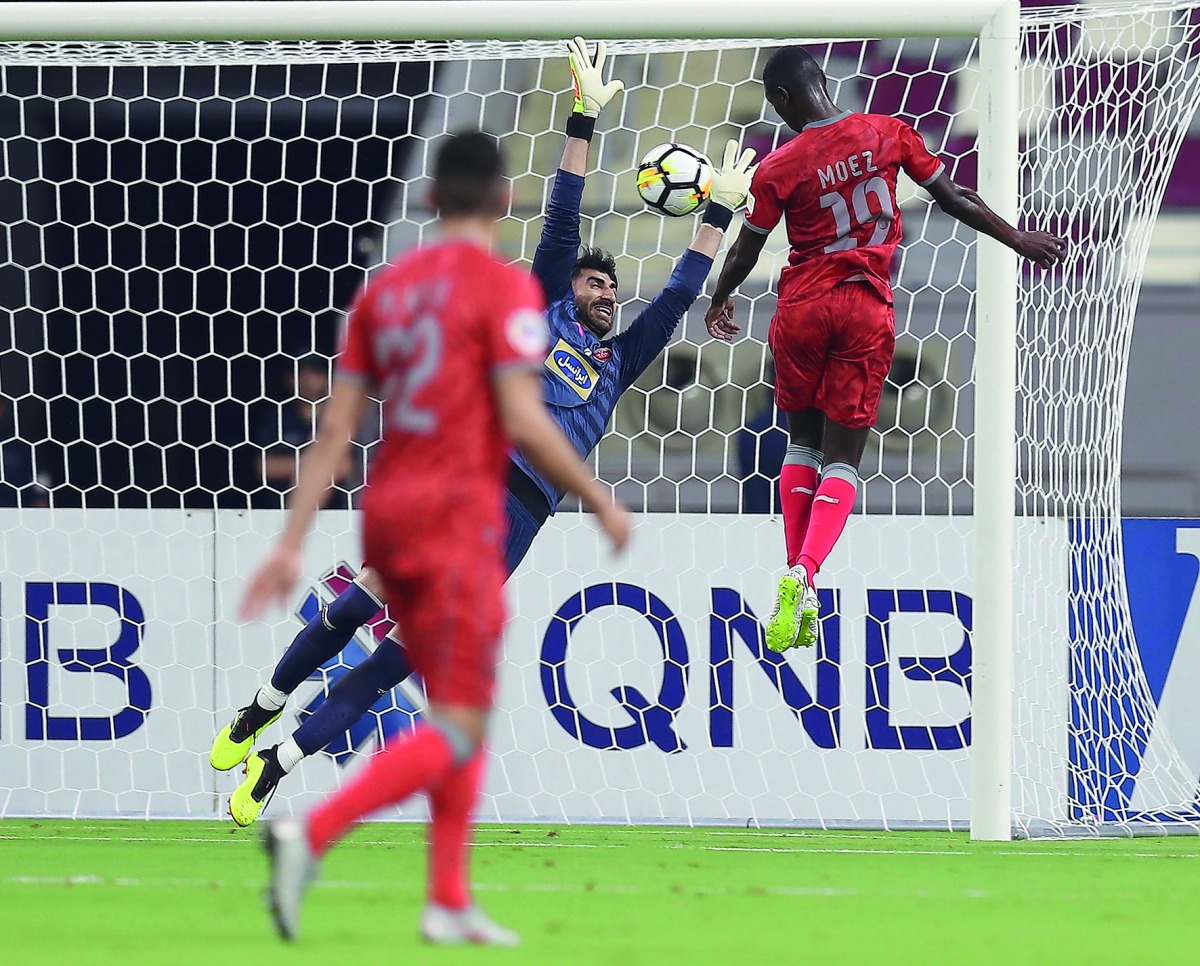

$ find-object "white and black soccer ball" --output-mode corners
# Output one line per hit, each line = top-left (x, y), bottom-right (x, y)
(636, 142), (713, 217)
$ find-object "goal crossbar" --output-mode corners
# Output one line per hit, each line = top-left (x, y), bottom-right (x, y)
(0, 0), (1014, 42)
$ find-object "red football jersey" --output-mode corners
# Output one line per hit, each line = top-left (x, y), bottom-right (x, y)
(745, 112), (944, 306)
(338, 239), (549, 538)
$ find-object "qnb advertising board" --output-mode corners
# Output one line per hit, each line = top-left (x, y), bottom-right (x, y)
(1111, 520), (1200, 823)
(1, 506), (1149, 826)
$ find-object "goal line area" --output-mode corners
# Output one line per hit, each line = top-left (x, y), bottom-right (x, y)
(3, 819), (1199, 963)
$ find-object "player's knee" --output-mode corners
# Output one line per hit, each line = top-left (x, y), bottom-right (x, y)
(361, 636), (413, 686)
(427, 706), (488, 762)
(357, 567), (386, 601)
(820, 423), (870, 468)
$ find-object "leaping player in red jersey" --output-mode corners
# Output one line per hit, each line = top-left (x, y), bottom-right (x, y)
(239, 131), (630, 946)
(704, 47), (1066, 653)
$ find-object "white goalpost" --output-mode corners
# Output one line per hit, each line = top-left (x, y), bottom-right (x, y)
(0, 0), (1197, 840)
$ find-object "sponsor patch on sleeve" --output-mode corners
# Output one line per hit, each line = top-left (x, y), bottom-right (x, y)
(506, 308), (550, 360)
(745, 190), (756, 216)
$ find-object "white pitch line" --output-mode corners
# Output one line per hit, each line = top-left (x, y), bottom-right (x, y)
(0, 835), (242, 844)
(0, 830), (614, 844)
(707, 846), (971, 856)
(474, 841), (601, 848)
(0, 874), (800, 892)
(707, 829), (958, 835)
(704, 846), (1200, 858)
(2, 875), (1125, 903)
(3, 831), (1196, 860)
(0, 875), (954, 900)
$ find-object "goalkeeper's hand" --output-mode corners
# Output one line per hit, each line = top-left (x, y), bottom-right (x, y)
(567, 36), (624, 117)
(708, 138), (758, 212)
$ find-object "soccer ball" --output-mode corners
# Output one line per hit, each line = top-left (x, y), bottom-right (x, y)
(636, 142), (713, 217)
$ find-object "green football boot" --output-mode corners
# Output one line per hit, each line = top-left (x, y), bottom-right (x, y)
(209, 702), (282, 771)
(765, 567), (820, 652)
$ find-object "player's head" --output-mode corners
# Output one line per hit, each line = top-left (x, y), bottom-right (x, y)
(571, 246), (619, 336)
(431, 131), (510, 221)
(762, 46), (833, 132)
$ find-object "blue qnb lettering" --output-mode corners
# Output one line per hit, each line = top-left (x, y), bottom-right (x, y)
(864, 589), (972, 751)
(708, 587), (841, 748)
(541, 582), (688, 752)
(293, 589), (417, 765)
(25, 582), (153, 740)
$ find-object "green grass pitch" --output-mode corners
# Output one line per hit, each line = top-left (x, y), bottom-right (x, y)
(3, 820), (1199, 965)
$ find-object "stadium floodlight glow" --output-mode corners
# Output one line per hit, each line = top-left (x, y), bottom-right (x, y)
(3, 0), (1199, 842)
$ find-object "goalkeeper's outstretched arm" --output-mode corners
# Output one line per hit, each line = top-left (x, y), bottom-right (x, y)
(558, 36), (622, 176)
(532, 36), (623, 300)
(614, 139), (757, 387)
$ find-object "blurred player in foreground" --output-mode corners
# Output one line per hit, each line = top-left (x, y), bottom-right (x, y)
(240, 130), (630, 946)
(705, 46), (1067, 652)
(213, 38), (754, 825)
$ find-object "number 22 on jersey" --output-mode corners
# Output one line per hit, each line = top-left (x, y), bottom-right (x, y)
(375, 281), (446, 435)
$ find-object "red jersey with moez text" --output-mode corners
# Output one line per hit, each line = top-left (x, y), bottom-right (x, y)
(744, 112), (944, 306)
(337, 239), (549, 549)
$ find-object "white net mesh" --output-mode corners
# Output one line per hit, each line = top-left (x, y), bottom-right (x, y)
(1, 4), (1198, 835)
(1017, 1), (1200, 833)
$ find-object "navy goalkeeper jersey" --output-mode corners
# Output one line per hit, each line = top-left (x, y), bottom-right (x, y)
(511, 170), (712, 510)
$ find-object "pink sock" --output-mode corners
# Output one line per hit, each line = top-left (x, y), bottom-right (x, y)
(797, 469), (858, 583)
(428, 749), (486, 910)
(306, 724), (456, 855)
(780, 462), (820, 568)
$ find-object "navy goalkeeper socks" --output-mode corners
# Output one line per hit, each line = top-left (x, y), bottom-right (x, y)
(293, 638), (414, 757)
(269, 581), (384, 694)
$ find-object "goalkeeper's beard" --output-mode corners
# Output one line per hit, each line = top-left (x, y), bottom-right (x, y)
(579, 298), (616, 336)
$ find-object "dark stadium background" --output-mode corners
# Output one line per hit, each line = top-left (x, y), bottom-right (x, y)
(0, 60), (435, 508)
(0, 3), (1197, 514)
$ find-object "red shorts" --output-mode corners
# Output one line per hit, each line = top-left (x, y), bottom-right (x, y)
(363, 528), (506, 709)
(768, 281), (895, 428)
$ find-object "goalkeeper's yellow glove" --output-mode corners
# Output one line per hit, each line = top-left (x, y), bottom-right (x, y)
(567, 36), (624, 118)
(708, 138), (758, 212)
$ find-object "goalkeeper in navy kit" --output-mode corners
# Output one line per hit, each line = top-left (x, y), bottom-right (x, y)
(213, 36), (757, 826)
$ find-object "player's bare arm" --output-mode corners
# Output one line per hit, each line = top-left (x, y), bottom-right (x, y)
(494, 367), (631, 552)
(241, 376), (369, 620)
(705, 224), (769, 342)
(925, 173), (1067, 269)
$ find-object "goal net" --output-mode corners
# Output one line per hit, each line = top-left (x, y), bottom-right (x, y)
(1, 1), (1198, 837)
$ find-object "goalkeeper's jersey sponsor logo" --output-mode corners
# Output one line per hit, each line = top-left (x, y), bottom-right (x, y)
(546, 338), (599, 400)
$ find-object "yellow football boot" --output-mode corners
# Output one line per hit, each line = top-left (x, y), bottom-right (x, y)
(209, 703), (282, 771)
